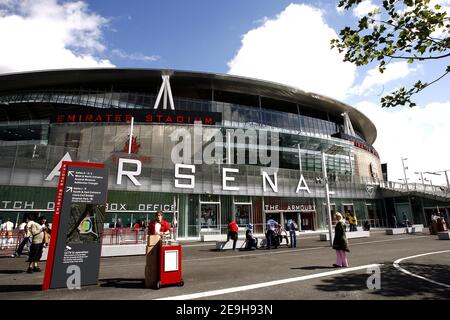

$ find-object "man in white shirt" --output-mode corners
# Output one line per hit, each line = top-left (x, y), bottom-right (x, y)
(1, 217), (15, 249)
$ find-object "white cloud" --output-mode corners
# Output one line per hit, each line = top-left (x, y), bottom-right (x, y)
(112, 49), (159, 62)
(0, 0), (114, 73)
(352, 0), (378, 18)
(355, 101), (450, 186)
(430, 0), (450, 38)
(227, 4), (356, 101)
(349, 61), (418, 96)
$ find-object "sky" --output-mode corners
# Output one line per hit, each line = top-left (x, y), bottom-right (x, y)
(0, 0), (449, 186)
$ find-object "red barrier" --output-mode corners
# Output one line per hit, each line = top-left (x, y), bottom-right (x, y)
(0, 228), (148, 256)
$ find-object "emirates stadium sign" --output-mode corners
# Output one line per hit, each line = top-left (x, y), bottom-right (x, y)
(51, 108), (221, 125)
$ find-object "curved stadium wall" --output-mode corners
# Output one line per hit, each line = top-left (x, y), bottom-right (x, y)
(0, 69), (384, 238)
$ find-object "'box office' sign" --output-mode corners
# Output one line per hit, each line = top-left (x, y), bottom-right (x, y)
(43, 161), (108, 290)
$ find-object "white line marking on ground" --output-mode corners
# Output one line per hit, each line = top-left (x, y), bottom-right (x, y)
(155, 263), (382, 300)
(184, 236), (429, 263)
(393, 250), (450, 289)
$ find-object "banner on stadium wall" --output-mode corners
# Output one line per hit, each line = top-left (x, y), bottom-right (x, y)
(43, 161), (109, 290)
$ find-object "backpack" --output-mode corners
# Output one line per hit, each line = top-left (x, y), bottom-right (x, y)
(289, 221), (298, 231)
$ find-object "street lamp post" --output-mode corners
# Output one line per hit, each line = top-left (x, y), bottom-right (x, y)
(401, 157), (409, 191)
(426, 170), (449, 190)
(128, 116), (134, 155)
(320, 144), (344, 247)
(414, 171), (426, 190)
(321, 151), (333, 247)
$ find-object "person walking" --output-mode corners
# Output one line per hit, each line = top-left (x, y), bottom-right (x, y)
(332, 212), (349, 268)
(347, 211), (358, 232)
(287, 219), (298, 248)
(227, 218), (239, 251)
(12, 216), (32, 257)
(26, 216), (46, 273)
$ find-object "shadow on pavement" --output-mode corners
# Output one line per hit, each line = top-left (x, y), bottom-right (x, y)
(314, 262), (450, 299)
(0, 270), (26, 274)
(99, 278), (145, 289)
(0, 284), (42, 292)
(292, 266), (336, 270)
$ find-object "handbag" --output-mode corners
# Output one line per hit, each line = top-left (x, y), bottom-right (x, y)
(43, 230), (50, 245)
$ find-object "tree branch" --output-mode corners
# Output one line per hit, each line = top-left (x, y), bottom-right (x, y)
(371, 18), (446, 47)
(421, 69), (450, 90)
(385, 52), (450, 60)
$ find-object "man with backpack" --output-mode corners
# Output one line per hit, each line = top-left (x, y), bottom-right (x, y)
(287, 219), (298, 248)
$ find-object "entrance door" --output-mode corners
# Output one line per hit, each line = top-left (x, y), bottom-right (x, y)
(235, 203), (251, 227)
(395, 203), (412, 224)
(200, 203), (220, 230)
(366, 204), (376, 226)
(300, 212), (315, 230)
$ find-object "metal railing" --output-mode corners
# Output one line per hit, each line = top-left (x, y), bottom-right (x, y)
(380, 181), (450, 198)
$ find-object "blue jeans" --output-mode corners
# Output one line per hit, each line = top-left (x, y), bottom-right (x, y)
(15, 237), (30, 256)
(266, 230), (276, 249)
(289, 231), (296, 248)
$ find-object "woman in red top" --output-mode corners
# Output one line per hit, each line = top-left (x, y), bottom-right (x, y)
(227, 219), (239, 251)
(148, 211), (171, 236)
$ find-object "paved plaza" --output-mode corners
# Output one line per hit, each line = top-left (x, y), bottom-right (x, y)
(0, 231), (449, 300)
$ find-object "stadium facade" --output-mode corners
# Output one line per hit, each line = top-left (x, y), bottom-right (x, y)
(0, 69), (446, 239)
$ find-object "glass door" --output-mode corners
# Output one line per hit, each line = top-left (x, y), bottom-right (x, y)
(322, 204), (337, 226)
(300, 212), (315, 230)
(235, 203), (252, 227)
(199, 202), (220, 230)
